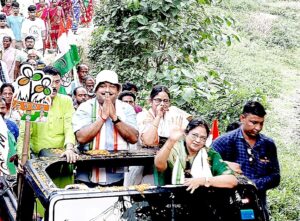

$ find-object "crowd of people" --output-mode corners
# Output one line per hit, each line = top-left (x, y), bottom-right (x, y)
(0, 0), (94, 85)
(0, 1), (280, 221)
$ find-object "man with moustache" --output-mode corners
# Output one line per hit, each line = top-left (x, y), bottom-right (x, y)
(212, 101), (280, 221)
(72, 70), (138, 186)
(72, 86), (88, 110)
(69, 64), (89, 94)
(17, 66), (78, 163)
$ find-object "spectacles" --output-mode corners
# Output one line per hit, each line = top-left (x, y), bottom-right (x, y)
(153, 98), (170, 104)
(247, 147), (255, 165)
(190, 133), (207, 142)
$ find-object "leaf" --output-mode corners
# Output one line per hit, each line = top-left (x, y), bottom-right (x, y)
(123, 16), (137, 28)
(224, 17), (232, 27)
(226, 36), (231, 46)
(146, 68), (156, 82)
(137, 15), (148, 25)
(133, 0), (140, 9)
(151, 3), (160, 11)
(113, 39), (120, 44)
(197, 0), (210, 4)
(232, 34), (240, 42)
(181, 69), (194, 78)
(150, 25), (161, 36)
(101, 30), (110, 41)
(208, 70), (219, 78)
(199, 56), (208, 62)
(182, 87), (195, 102)
(169, 84), (180, 92)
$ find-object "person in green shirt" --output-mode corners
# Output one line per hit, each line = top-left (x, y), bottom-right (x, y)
(17, 66), (78, 163)
(155, 117), (237, 193)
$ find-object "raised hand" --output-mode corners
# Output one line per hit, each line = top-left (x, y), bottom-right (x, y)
(169, 123), (185, 142)
(171, 116), (183, 128)
(155, 104), (165, 117)
(108, 97), (117, 120)
(101, 93), (110, 120)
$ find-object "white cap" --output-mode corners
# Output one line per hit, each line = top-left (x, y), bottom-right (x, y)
(94, 70), (122, 92)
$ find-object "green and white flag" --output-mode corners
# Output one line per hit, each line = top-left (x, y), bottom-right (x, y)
(53, 27), (80, 76)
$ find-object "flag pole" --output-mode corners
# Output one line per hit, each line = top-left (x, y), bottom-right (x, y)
(73, 66), (80, 87)
(16, 111), (32, 221)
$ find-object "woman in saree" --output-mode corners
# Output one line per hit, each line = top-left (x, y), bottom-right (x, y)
(41, 0), (65, 49)
(127, 85), (191, 186)
(36, 0), (48, 18)
(155, 118), (237, 192)
(80, 0), (92, 27)
(137, 85), (191, 148)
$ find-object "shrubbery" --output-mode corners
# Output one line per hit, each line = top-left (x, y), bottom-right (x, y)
(89, 0), (263, 130)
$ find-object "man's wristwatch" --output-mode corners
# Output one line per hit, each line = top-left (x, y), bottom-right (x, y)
(204, 177), (210, 187)
(112, 116), (121, 124)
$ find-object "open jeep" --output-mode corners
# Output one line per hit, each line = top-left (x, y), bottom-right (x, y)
(0, 149), (265, 221)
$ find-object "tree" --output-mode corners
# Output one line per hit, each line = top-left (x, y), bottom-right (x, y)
(89, 0), (263, 130)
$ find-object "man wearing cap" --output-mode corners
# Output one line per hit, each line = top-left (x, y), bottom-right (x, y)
(72, 70), (138, 186)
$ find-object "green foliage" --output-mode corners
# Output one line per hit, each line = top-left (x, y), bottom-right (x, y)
(89, 0), (255, 128)
(265, 19), (300, 49)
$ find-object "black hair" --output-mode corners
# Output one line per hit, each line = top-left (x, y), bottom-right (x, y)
(150, 85), (170, 100)
(3, 35), (12, 42)
(122, 82), (138, 92)
(242, 101), (266, 117)
(0, 14), (6, 20)
(28, 5), (36, 12)
(25, 35), (35, 42)
(0, 83), (15, 94)
(73, 86), (86, 96)
(226, 121), (241, 132)
(12, 2), (19, 7)
(185, 117), (210, 137)
(118, 90), (136, 101)
(42, 66), (60, 76)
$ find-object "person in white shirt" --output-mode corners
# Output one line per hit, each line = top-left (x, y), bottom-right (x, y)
(21, 5), (46, 52)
